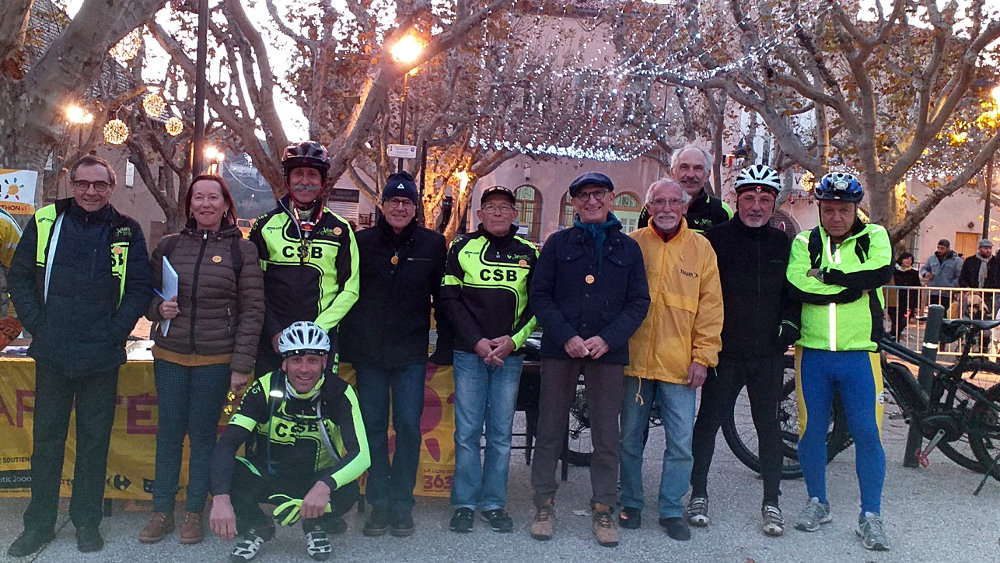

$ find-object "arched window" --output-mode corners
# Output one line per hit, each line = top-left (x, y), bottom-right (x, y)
(560, 191), (574, 229)
(614, 191), (642, 233)
(515, 184), (542, 242)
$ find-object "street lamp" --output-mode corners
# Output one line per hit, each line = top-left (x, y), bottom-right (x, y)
(65, 105), (94, 151)
(205, 146), (224, 175)
(390, 35), (423, 172)
(982, 85), (1000, 241)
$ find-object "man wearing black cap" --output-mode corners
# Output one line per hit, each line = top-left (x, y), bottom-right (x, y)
(687, 164), (795, 537)
(340, 171), (446, 537)
(919, 238), (962, 312)
(440, 186), (537, 535)
(528, 172), (650, 548)
(248, 140), (359, 374)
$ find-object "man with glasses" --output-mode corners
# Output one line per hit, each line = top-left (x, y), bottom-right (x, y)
(440, 186), (537, 535)
(340, 171), (446, 537)
(687, 164), (794, 536)
(7, 155), (151, 556)
(617, 178), (722, 542)
(637, 146), (733, 233)
(528, 172), (650, 548)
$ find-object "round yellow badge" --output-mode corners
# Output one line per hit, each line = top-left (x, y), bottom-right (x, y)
(519, 259), (528, 267)
(212, 255), (223, 263)
(390, 256), (399, 265)
(333, 227), (343, 236)
(585, 274), (595, 284)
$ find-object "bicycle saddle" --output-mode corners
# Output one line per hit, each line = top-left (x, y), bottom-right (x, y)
(939, 318), (1000, 344)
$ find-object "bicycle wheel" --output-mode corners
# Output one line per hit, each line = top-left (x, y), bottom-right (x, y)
(722, 357), (851, 480)
(968, 383), (1000, 480)
(566, 384), (592, 466)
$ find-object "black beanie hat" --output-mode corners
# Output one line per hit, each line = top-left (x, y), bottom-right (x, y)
(383, 172), (419, 204)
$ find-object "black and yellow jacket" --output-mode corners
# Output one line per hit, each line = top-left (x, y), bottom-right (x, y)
(440, 224), (537, 353)
(248, 196), (359, 341)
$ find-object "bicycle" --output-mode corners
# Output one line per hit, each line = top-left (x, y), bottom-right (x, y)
(724, 318), (1000, 484)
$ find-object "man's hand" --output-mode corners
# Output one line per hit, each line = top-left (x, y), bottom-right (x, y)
(301, 481), (332, 520)
(209, 494), (237, 540)
(563, 335), (590, 358)
(686, 362), (708, 390)
(581, 336), (609, 360)
(473, 338), (494, 361)
(158, 296), (179, 319)
(230, 371), (249, 393)
(485, 335), (516, 365)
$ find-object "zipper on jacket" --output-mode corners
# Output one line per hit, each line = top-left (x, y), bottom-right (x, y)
(189, 231), (209, 353)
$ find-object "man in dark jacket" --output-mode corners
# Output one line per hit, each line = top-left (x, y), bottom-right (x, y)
(687, 164), (795, 537)
(528, 172), (650, 548)
(340, 172), (446, 537)
(7, 155), (152, 556)
(637, 146), (733, 233)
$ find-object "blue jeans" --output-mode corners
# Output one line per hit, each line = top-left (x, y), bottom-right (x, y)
(450, 350), (524, 511)
(619, 377), (696, 518)
(152, 360), (230, 513)
(354, 362), (426, 517)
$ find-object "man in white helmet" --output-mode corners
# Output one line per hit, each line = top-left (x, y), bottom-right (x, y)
(208, 321), (370, 562)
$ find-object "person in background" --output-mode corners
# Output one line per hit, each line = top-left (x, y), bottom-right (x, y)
(887, 252), (921, 341)
(340, 171), (447, 538)
(7, 155), (151, 556)
(919, 239), (962, 313)
(0, 207), (22, 349)
(139, 174), (265, 545)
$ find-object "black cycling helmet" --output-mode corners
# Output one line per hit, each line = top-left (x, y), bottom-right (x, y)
(281, 141), (330, 181)
(734, 164), (781, 195)
(814, 172), (863, 203)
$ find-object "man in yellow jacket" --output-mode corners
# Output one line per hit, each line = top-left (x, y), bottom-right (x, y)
(618, 179), (723, 541)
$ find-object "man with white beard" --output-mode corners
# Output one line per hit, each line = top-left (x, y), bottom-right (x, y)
(686, 164), (797, 536)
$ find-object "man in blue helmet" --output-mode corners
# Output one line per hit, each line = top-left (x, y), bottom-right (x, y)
(785, 173), (893, 551)
(209, 321), (370, 562)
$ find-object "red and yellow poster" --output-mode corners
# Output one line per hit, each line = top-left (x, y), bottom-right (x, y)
(0, 359), (456, 500)
(0, 169), (37, 215)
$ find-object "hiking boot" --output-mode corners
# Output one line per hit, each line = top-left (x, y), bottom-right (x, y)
(530, 499), (555, 540)
(390, 512), (415, 537)
(856, 512), (890, 551)
(76, 527), (103, 553)
(305, 530), (332, 561)
(139, 512), (175, 544)
(481, 508), (514, 533)
(7, 528), (55, 557)
(659, 517), (691, 541)
(686, 496), (709, 527)
(794, 497), (831, 532)
(179, 512), (203, 544)
(761, 504), (784, 537)
(449, 507), (475, 533)
(363, 508), (390, 537)
(229, 526), (274, 562)
(617, 506), (641, 529)
(592, 503), (619, 547)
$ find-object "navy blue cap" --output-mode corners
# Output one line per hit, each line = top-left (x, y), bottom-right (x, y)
(383, 172), (419, 204)
(568, 172), (615, 197)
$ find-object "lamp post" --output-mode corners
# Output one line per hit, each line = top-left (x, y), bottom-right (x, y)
(983, 86), (1000, 241)
(204, 146), (224, 175)
(390, 35), (423, 172)
(65, 105), (94, 154)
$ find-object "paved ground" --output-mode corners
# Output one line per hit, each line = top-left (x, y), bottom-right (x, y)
(2, 410), (1000, 563)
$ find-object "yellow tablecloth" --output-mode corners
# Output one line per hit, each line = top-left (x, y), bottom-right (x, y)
(0, 359), (456, 500)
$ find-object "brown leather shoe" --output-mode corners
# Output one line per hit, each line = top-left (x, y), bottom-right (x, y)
(592, 503), (619, 547)
(179, 512), (204, 545)
(138, 512), (174, 544)
(530, 499), (555, 540)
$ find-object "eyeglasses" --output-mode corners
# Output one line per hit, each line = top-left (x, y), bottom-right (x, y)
(71, 180), (112, 194)
(737, 194), (775, 207)
(385, 198), (415, 209)
(574, 189), (609, 202)
(482, 204), (515, 214)
(648, 197), (685, 209)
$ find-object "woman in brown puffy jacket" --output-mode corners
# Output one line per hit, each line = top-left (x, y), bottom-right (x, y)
(139, 174), (264, 545)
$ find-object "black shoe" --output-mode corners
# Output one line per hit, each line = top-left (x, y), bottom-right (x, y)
(76, 526), (104, 553)
(618, 506), (641, 529)
(7, 528), (55, 557)
(390, 512), (415, 537)
(659, 517), (691, 541)
(449, 508), (474, 533)
(480, 508), (513, 533)
(363, 509), (390, 537)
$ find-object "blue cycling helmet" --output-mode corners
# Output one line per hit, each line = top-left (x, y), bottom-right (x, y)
(814, 172), (863, 203)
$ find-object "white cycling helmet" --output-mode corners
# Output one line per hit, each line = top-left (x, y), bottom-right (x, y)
(277, 321), (330, 358)
(734, 164), (781, 195)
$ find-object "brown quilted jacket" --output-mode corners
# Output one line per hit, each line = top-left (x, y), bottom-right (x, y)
(147, 223), (264, 373)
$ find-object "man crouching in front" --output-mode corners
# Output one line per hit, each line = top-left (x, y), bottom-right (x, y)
(208, 321), (370, 562)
